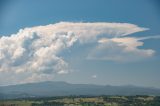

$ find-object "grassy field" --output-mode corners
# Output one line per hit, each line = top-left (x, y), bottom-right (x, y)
(0, 96), (160, 106)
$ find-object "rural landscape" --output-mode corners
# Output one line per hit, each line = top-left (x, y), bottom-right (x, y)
(0, 95), (160, 106)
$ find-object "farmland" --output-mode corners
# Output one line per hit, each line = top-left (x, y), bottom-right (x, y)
(0, 95), (160, 106)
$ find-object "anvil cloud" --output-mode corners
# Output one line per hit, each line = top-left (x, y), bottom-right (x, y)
(0, 22), (157, 84)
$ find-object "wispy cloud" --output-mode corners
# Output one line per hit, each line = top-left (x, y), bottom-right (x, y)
(0, 22), (157, 85)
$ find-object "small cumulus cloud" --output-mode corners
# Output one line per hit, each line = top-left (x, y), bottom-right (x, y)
(92, 75), (97, 79)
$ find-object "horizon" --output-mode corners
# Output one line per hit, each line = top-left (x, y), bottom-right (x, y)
(0, 0), (160, 88)
(0, 80), (160, 90)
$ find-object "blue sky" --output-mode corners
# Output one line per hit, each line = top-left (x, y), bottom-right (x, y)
(0, 0), (160, 88)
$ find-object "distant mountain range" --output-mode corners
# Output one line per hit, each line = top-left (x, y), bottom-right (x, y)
(0, 81), (160, 99)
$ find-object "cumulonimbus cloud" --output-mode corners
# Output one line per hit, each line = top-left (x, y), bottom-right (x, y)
(0, 22), (157, 85)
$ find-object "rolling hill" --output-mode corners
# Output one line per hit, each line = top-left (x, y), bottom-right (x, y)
(0, 81), (160, 99)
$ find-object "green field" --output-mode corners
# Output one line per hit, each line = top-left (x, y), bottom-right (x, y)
(0, 96), (160, 106)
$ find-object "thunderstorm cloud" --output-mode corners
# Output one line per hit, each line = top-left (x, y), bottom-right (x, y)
(0, 22), (158, 84)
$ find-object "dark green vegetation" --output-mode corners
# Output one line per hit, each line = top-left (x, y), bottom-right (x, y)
(0, 96), (160, 106)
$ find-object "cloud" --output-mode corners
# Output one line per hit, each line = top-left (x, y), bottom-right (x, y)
(0, 21), (156, 85)
(137, 35), (160, 40)
(92, 75), (97, 79)
(20, 22), (147, 43)
(88, 36), (157, 62)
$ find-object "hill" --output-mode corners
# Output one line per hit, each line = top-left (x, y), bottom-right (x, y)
(0, 81), (160, 99)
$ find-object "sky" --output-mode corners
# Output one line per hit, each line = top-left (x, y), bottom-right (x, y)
(0, 0), (160, 88)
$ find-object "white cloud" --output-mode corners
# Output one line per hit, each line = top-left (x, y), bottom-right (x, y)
(137, 35), (160, 40)
(20, 22), (147, 43)
(92, 75), (97, 79)
(0, 21), (156, 85)
(88, 37), (157, 62)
